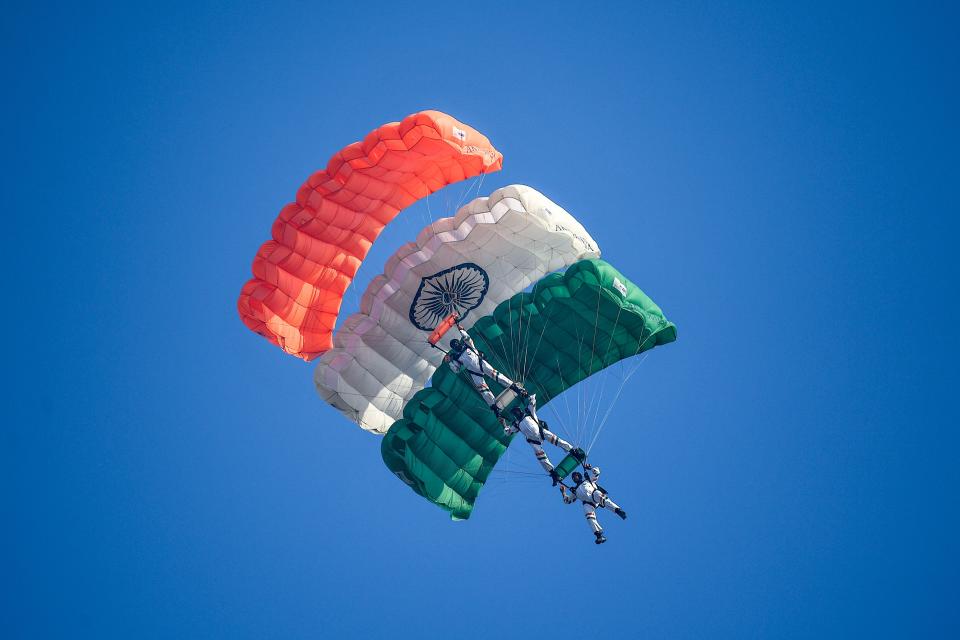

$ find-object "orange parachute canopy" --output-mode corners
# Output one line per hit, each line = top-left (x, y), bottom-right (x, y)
(237, 111), (503, 360)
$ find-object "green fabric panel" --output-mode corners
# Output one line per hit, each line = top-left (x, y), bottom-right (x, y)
(381, 259), (677, 519)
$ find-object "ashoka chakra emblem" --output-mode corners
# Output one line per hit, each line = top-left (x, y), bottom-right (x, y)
(409, 263), (490, 331)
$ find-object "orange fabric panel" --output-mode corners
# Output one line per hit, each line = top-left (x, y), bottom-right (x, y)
(237, 110), (502, 361)
(428, 313), (460, 346)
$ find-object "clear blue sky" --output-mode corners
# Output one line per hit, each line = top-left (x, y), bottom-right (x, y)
(6, 1), (958, 638)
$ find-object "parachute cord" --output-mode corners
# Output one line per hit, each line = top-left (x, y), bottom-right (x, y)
(517, 271), (538, 383)
(586, 350), (652, 454)
(425, 191), (435, 229)
(572, 329), (588, 447)
(585, 327), (661, 453)
(451, 173), (482, 222)
(519, 247), (559, 382)
(507, 284), (520, 381)
(473, 171), (487, 207)
(581, 282), (604, 443)
(520, 303), (553, 383)
(583, 304), (624, 449)
(516, 289), (527, 383)
(487, 256), (519, 383)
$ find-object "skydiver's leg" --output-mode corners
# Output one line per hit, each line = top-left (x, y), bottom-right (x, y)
(470, 373), (498, 407)
(528, 441), (555, 473)
(541, 428), (573, 452)
(601, 496), (622, 512)
(479, 360), (517, 389)
(599, 495), (627, 520)
(582, 502), (603, 534)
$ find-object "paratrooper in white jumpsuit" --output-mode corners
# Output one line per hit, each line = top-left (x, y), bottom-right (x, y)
(503, 394), (573, 484)
(444, 325), (527, 418)
(563, 466), (627, 544)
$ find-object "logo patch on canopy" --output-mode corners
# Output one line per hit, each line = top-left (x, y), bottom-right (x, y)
(409, 263), (490, 331)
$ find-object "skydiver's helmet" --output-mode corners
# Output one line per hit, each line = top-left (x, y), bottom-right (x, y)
(449, 338), (464, 355)
(571, 471), (584, 485)
(510, 406), (525, 422)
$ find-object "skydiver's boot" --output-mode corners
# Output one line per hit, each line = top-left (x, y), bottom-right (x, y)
(615, 508), (627, 520)
(594, 531), (607, 545)
(510, 383), (529, 399)
(550, 469), (561, 486)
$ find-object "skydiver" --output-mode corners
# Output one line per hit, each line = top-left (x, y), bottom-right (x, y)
(562, 465), (627, 545)
(502, 394), (574, 485)
(444, 322), (528, 419)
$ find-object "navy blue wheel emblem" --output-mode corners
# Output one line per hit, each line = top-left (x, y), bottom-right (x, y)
(409, 263), (490, 331)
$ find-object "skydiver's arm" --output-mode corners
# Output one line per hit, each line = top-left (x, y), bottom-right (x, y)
(458, 327), (476, 349)
(448, 358), (463, 374)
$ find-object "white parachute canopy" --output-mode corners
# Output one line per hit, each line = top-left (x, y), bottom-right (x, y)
(314, 184), (601, 433)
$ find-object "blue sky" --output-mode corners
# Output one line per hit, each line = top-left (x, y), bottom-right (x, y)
(6, 1), (958, 638)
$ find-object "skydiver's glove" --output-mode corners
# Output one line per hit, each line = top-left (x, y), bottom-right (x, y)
(510, 383), (529, 399)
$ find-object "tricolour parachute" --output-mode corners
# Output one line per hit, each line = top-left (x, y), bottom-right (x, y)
(381, 259), (677, 520)
(238, 111), (502, 360)
(314, 185), (599, 433)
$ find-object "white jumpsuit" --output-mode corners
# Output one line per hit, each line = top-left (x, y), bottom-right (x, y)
(447, 328), (516, 407)
(564, 468), (624, 535)
(504, 394), (573, 473)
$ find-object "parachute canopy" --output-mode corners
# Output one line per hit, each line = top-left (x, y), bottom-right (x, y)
(238, 110), (503, 360)
(381, 259), (677, 520)
(314, 185), (599, 433)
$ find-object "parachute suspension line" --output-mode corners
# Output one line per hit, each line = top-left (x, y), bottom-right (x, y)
(586, 325), (661, 453)
(517, 267), (538, 384)
(624, 328), (657, 379)
(583, 303), (625, 450)
(514, 288), (528, 383)
(520, 302), (554, 384)
(581, 280), (605, 443)
(484, 255), (520, 383)
(425, 191), (435, 231)
(472, 170), (487, 208)
(491, 468), (551, 477)
(573, 327), (590, 448)
(522, 253), (545, 381)
(519, 247), (560, 383)
(515, 285), (527, 383)
(450, 172), (482, 222)
(587, 350), (652, 454)
(507, 284), (520, 382)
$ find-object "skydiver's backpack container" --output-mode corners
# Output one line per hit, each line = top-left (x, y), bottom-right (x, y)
(494, 386), (518, 412)
(553, 448), (587, 481)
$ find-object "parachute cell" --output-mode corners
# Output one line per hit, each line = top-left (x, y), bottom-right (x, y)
(237, 110), (503, 360)
(313, 185), (600, 433)
(380, 259), (677, 520)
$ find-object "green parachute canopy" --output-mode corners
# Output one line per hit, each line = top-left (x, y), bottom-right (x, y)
(381, 259), (677, 519)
